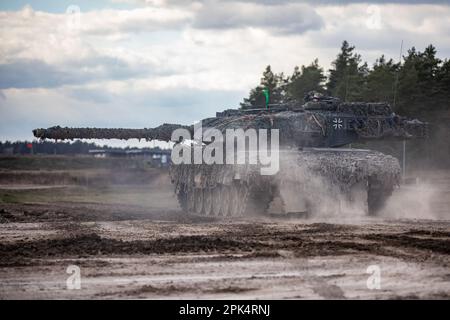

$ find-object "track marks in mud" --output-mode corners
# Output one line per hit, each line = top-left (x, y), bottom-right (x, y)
(97, 283), (257, 299)
(403, 229), (450, 238)
(124, 284), (190, 297)
(0, 202), (217, 224)
(0, 233), (251, 266)
(312, 282), (346, 299)
(363, 234), (450, 255)
(1, 222), (449, 267)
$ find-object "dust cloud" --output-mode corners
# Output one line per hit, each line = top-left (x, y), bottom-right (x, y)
(275, 151), (443, 221)
(380, 179), (440, 220)
(276, 166), (368, 219)
(275, 151), (368, 220)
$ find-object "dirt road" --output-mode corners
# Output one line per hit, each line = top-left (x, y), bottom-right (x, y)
(0, 173), (449, 299)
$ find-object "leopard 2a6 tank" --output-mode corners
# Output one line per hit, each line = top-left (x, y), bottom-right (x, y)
(33, 92), (428, 217)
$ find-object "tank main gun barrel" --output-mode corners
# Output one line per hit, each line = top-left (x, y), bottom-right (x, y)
(33, 124), (193, 142)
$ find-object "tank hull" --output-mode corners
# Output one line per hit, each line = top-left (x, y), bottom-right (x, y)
(170, 148), (401, 217)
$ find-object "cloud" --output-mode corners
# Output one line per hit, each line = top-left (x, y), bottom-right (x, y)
(1, 3), (449, 92)
(0, 55), (167, 89)
(310, 4), (450, 62)
(79, 6), (192, 36)
(0, 60), (74, 89)
(68, 88), (113, 104)
(192, 2), (323, 35)
(114, 0), (450, 5)
(0, 5), (180, 89)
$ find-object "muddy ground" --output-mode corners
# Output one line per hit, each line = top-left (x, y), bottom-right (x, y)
(0, 164), (449, 299)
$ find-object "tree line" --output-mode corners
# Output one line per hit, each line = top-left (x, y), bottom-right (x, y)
(242, 40), (449, 119)
(0, 140), (111, 155)
(0, 141), (168, 155)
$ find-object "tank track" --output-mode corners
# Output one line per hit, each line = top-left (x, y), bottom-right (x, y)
(176, 182), (273, 217)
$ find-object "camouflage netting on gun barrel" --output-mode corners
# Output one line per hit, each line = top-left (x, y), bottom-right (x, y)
(32, 124), (193, 141)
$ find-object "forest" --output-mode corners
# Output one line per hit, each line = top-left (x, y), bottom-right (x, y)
(0, 140), (115, 155)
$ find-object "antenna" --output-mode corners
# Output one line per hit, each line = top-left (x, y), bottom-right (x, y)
(393, 40), (403, 108)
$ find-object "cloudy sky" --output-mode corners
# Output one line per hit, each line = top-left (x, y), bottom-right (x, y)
(1, 0), (449, 144)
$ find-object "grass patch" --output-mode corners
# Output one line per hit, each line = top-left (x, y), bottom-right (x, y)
(0, 185), (175, 208)
(0, 192), (22, 204)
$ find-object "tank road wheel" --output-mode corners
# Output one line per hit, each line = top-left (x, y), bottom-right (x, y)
(211, 187), (222, 216)
(305, 198), (321, 216)
(238, 184), (250, 216)
(203, 188), (213, 216)
(220, 186), (231, 216)
(244, 186), (272, 215)
(207, 184), (249, 217)
(194, 188), (204, 215)
(187, 190), (196, 213)
(229, 183), (243, 217)
(177, 187), (188, 212)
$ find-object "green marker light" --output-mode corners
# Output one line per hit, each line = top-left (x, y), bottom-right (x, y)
(262, 88), (269, 109)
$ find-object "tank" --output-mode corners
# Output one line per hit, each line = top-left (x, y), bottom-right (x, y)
(33, 92), (428, 217)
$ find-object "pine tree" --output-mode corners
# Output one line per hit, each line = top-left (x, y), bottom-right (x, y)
(288, 59), (326, 101)
(396, 47), (420, 115)
(327, 40), (367, 101)
(437, 59), (450, 105)
(241, 65), (287, 109)
(364, 55), (399, 103)
(396, 45), (443, 117)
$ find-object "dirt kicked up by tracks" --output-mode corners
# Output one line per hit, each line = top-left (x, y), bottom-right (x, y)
(0, 170), (449, 299)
